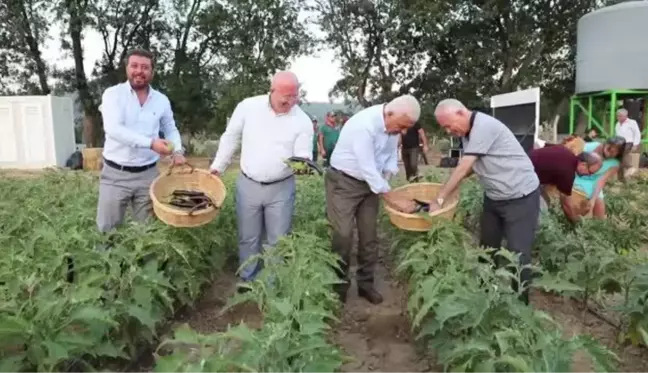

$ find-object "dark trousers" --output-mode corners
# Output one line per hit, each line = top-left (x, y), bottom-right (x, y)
(618, 143), (634, 183)
(401, 147), (420, 180)
(325, 168), (379, 297)
(480, 188), (540, 304)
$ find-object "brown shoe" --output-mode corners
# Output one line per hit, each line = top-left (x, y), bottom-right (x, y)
(358, 287), (383, 305)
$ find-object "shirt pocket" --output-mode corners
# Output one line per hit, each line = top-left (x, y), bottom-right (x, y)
(136, 110), (161, 137)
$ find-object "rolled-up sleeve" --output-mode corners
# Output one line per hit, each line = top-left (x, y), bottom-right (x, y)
(159, 98), (183, 153)
(210, 101), (245, 172)
(293, 116), (314, 160)
(353, 128), (390, 194)
(101, 88), (152, 148)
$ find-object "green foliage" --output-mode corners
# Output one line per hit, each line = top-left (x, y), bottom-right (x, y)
(153, 175), (344, 372)
(385, 216), (618, 372)
(0, 171), (238, 371)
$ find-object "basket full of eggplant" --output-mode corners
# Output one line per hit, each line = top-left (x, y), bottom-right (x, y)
(149, 164), (227, 228)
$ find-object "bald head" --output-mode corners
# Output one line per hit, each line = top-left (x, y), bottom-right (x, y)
(271, 71), (299, 90)
(434, 98), (472, 137)
(270, 71), (300, 113)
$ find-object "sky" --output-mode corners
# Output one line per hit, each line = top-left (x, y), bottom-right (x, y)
(41, 27), (343, 103)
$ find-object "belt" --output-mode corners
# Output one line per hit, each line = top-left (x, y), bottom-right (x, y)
(330, 167), (363, 182)
(104, 158), (157, 173)
(242, 171), (293, 185)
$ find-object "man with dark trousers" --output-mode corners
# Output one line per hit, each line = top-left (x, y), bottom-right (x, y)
(399, 122), (429, 181)
(425, 98), (540, 305)
(326, 95), (421, 305)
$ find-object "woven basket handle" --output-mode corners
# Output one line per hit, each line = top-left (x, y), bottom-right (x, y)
(167, 162), (195, 175)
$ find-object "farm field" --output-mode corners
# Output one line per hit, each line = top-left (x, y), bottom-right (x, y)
(0, 163), (647, 372)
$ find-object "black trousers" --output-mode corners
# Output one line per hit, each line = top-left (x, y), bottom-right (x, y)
(480, 187), (540, 304)
(401, 147), (420, 180)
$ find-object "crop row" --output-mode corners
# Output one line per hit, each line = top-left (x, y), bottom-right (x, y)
(0, 171), (239, 371)
(153, 176), (345, 371)
(384, 211), (617, 371)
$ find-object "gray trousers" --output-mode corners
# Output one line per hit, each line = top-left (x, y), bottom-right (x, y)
(235, 173), (296, 281)
(96, 164), (159, 233)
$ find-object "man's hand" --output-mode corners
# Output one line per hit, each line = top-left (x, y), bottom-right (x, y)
(383, 192), (417, 213)
(172, 153), (186, 165)
(383, 171), (393, 181)
(320, 148), (326, 158)
(210, 169), (220, 176)
(427, 200), (441, 213)
(422, 145), (429, 154)
(151, 139), (173, 156)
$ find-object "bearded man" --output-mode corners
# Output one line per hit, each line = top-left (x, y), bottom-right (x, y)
(97, 48), (185, 233)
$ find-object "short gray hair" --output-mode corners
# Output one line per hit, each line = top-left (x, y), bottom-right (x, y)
(577, 151), (601, 165)
(435, 98), (467, 114)
(385, 95), (421, 121)
(617, 108), (628, 116)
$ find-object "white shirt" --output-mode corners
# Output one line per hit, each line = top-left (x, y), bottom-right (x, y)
(615, 118), (641, 146)
(330, 104), (399, 194)
(100, 82), (183, 166)
(210, 95), (313, 182)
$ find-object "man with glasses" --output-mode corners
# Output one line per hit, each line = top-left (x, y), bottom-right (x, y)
(529, 145), (602, 212)
(209, 71), (313, 286)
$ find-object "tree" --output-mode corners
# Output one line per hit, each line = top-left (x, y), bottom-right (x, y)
(0, 0), (52, 94)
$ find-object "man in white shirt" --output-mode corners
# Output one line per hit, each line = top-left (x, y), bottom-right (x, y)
(97, 48), (185, 233)
(326, 95), (421, 305)
(614, 108), (642, 182)
(210, 71), (313, 285)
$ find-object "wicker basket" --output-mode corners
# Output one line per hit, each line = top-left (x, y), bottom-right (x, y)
(82, 148), (103, 171)
(384, 183), (458, 232)
(149, 164), (227, 228)
(545, 186), (591, 217)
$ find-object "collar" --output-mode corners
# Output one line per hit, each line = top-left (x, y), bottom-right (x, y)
(126, 81), (154, 100)
(465, 111), (477, 139)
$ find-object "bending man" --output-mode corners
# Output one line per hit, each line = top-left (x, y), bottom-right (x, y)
(426, 99), (540, 305)
(326, 95), (421, 305)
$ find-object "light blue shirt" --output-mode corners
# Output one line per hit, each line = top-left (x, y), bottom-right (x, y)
(100, 82), (183, 167)
(330, 104), (398, 194)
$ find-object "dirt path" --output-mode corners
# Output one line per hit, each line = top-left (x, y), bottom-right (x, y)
(532, 291), (648, 372)
(332, 238), (434, 372)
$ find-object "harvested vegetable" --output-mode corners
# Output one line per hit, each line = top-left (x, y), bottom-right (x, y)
(166, 189), (216, 215)
(285, 160), (311, 174)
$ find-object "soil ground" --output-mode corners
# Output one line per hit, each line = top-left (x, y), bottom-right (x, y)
(3, 154), (648, 372)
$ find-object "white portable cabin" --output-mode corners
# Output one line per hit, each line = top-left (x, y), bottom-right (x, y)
(490, 87), (540, 154)
(0, 95), (76, 169)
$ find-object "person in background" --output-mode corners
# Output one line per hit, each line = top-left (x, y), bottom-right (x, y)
(312, 118), (320, 162)
(210, 71), (313, 286)
(318, 111), (342, 167)
(614, 108), (642, 182)
(529, 145), (602, 213)
(326, 95), (421, 305)
(398, 122), (429, 181)
(569, 136), (626, 221)
(426, 99), (540, 305)
(97, 48), (186, 233)
(583, 128), (599, 143)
